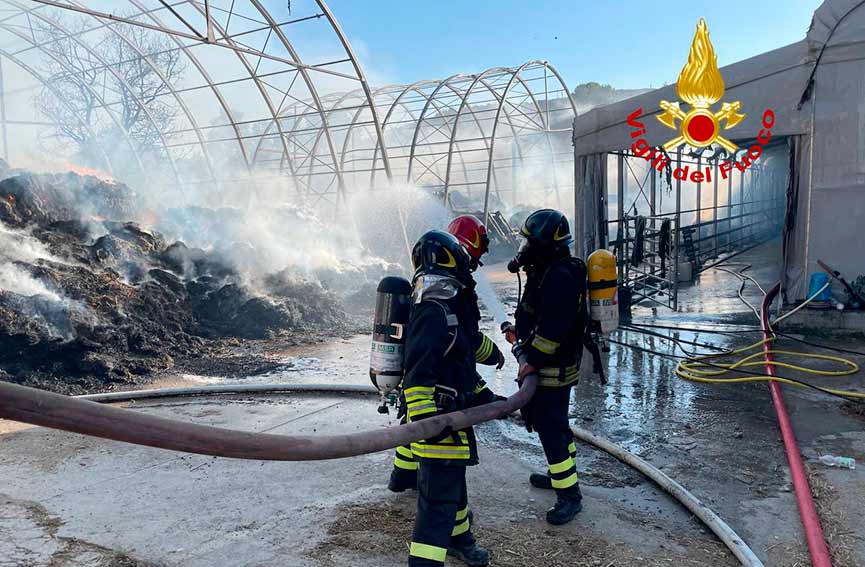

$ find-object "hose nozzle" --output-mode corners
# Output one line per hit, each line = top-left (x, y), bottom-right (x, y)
(507, 257), (521, 273)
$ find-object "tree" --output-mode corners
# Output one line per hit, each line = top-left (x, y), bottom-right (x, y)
(34, 14), (186, 170)
(571, 82), (616, 105)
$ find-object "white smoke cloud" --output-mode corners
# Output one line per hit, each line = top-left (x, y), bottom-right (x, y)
(0, 263), (61, 301)
(0, 224), (64, 301)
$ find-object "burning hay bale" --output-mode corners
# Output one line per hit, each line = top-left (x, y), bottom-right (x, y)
(0, 170), (388, 393)
(0, 172), (139, 228)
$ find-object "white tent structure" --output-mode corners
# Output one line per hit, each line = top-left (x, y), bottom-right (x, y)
(572, 0), (865, 303)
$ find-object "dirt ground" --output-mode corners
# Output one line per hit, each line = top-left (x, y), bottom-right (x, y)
(311, 497), (732, 567)
(2, 242), (865, 566)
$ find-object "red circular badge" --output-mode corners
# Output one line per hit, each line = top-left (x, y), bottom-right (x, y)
(686, 114), (715, 143)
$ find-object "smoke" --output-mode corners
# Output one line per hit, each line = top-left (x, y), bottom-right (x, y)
(153, 193), (406, 297)
(0, 223), (98, 340)
(0, 225), (63, 301)
(0, 263), (61, 301)
(0, 224), (62, 264)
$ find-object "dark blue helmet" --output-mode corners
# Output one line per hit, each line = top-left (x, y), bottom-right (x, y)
(411, 229), (472, 283)
(520, 208), (573, 250)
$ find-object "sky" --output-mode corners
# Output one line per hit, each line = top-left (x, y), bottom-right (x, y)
(324, 0), (823, 90)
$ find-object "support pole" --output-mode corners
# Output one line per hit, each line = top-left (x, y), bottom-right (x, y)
(617, 153), (625, 266)
(0, 56), (7, 161)
(727, 162), (733, 251)
(739, 165), (746, 243)
(713, 159), (719, 258)
(674, 147), (682, 310)
(696, 154), (702, 256)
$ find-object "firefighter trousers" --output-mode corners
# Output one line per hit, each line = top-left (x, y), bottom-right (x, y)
(532, 384), (581, 498)
(408, 462), (474, 566)
(392, 415), (418, 479)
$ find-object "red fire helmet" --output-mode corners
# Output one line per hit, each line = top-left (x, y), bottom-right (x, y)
(447, 215), (490, 263)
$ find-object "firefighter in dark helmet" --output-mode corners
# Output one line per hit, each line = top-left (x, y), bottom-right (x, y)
(503, 208), (590, 526)
(389, 215), (505, 493)
(403, 229), (490, 567)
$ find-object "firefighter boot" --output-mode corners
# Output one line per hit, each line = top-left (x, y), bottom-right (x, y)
(448, 542), (490, 566)
(387, 467), (417, 493)
(529, 473), (553, 490)
(546, 493), (583, 525)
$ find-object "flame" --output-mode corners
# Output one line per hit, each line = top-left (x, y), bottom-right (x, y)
(676, 18), (725, 108)
(64, 163), (115, 183)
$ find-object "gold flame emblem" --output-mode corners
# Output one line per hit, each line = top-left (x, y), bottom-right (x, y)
(657, 18), (744, 152)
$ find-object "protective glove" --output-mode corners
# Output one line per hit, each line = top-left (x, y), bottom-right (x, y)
(518, 361), (537, 381)
(495, 350), (506, 369)
(425, 424), (455, 444)
(411, 410), (454, 444)
(511, 341), (525, 364)
(501, 322), (517, 345)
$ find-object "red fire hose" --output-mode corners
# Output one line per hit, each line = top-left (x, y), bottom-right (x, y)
(761, 283), (833, 567)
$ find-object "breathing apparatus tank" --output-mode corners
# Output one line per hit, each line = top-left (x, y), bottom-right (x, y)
(587, 249), (619, 335)
(370, 276), (412, 413)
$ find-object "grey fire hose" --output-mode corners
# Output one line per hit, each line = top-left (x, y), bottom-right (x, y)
(0, 376), (536, 461)
(78, 383), (379, 403)
(571, 426), (764, 567)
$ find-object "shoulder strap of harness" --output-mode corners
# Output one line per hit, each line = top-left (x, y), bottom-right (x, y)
(427, 300), (459, 357)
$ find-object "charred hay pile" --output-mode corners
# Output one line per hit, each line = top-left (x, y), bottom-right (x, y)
(0, 171), (396, 393)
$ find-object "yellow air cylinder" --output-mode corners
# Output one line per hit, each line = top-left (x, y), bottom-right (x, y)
(587, 249), (619, 334)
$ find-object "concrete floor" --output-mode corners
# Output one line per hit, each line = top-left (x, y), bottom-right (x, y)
(2, 241), (864, 566)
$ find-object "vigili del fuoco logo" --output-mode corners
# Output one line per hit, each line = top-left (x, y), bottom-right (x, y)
(627, 18), (775, 182)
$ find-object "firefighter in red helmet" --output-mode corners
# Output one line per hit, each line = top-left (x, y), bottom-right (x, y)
(447, 215), (490, 271)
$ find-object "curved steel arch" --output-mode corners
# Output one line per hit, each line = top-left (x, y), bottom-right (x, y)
(248, 61), (577, 215)
(7, 0), (187, 185)
(304, 80), (485, 199)
(404, 72), (474, 185)
(61, 0), (220, 189)
(2, 2), (575, 221)
(478, 61), (578, 216)
(128, 0), (251, 172)
(0, 20), (150, 179)
(5, 0), (388, 208)
(440, 68), (518, 205)
(0, 45), (119, 176)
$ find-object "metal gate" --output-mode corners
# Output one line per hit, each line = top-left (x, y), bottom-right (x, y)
(603, 145), (786, 312)
(618, 214), (679, 310)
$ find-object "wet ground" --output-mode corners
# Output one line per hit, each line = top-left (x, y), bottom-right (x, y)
(2, 241), (864, 566)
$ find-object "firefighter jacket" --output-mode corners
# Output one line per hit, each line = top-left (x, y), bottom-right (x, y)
(465, 279), (503, 404)
(515, 256), (590, 387)
(403, 288), (480, 466)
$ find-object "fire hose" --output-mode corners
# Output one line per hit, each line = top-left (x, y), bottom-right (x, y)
(670, 274), (836, 565)
(655, 272), (837, 565)
(78, 383), (379, 403)
(570, 426), (763, 567)
(0, 377), (767, 565)
(0, 375), (536, 461)
(761, 283), (833, 567)
(5, 381), (765, 565)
